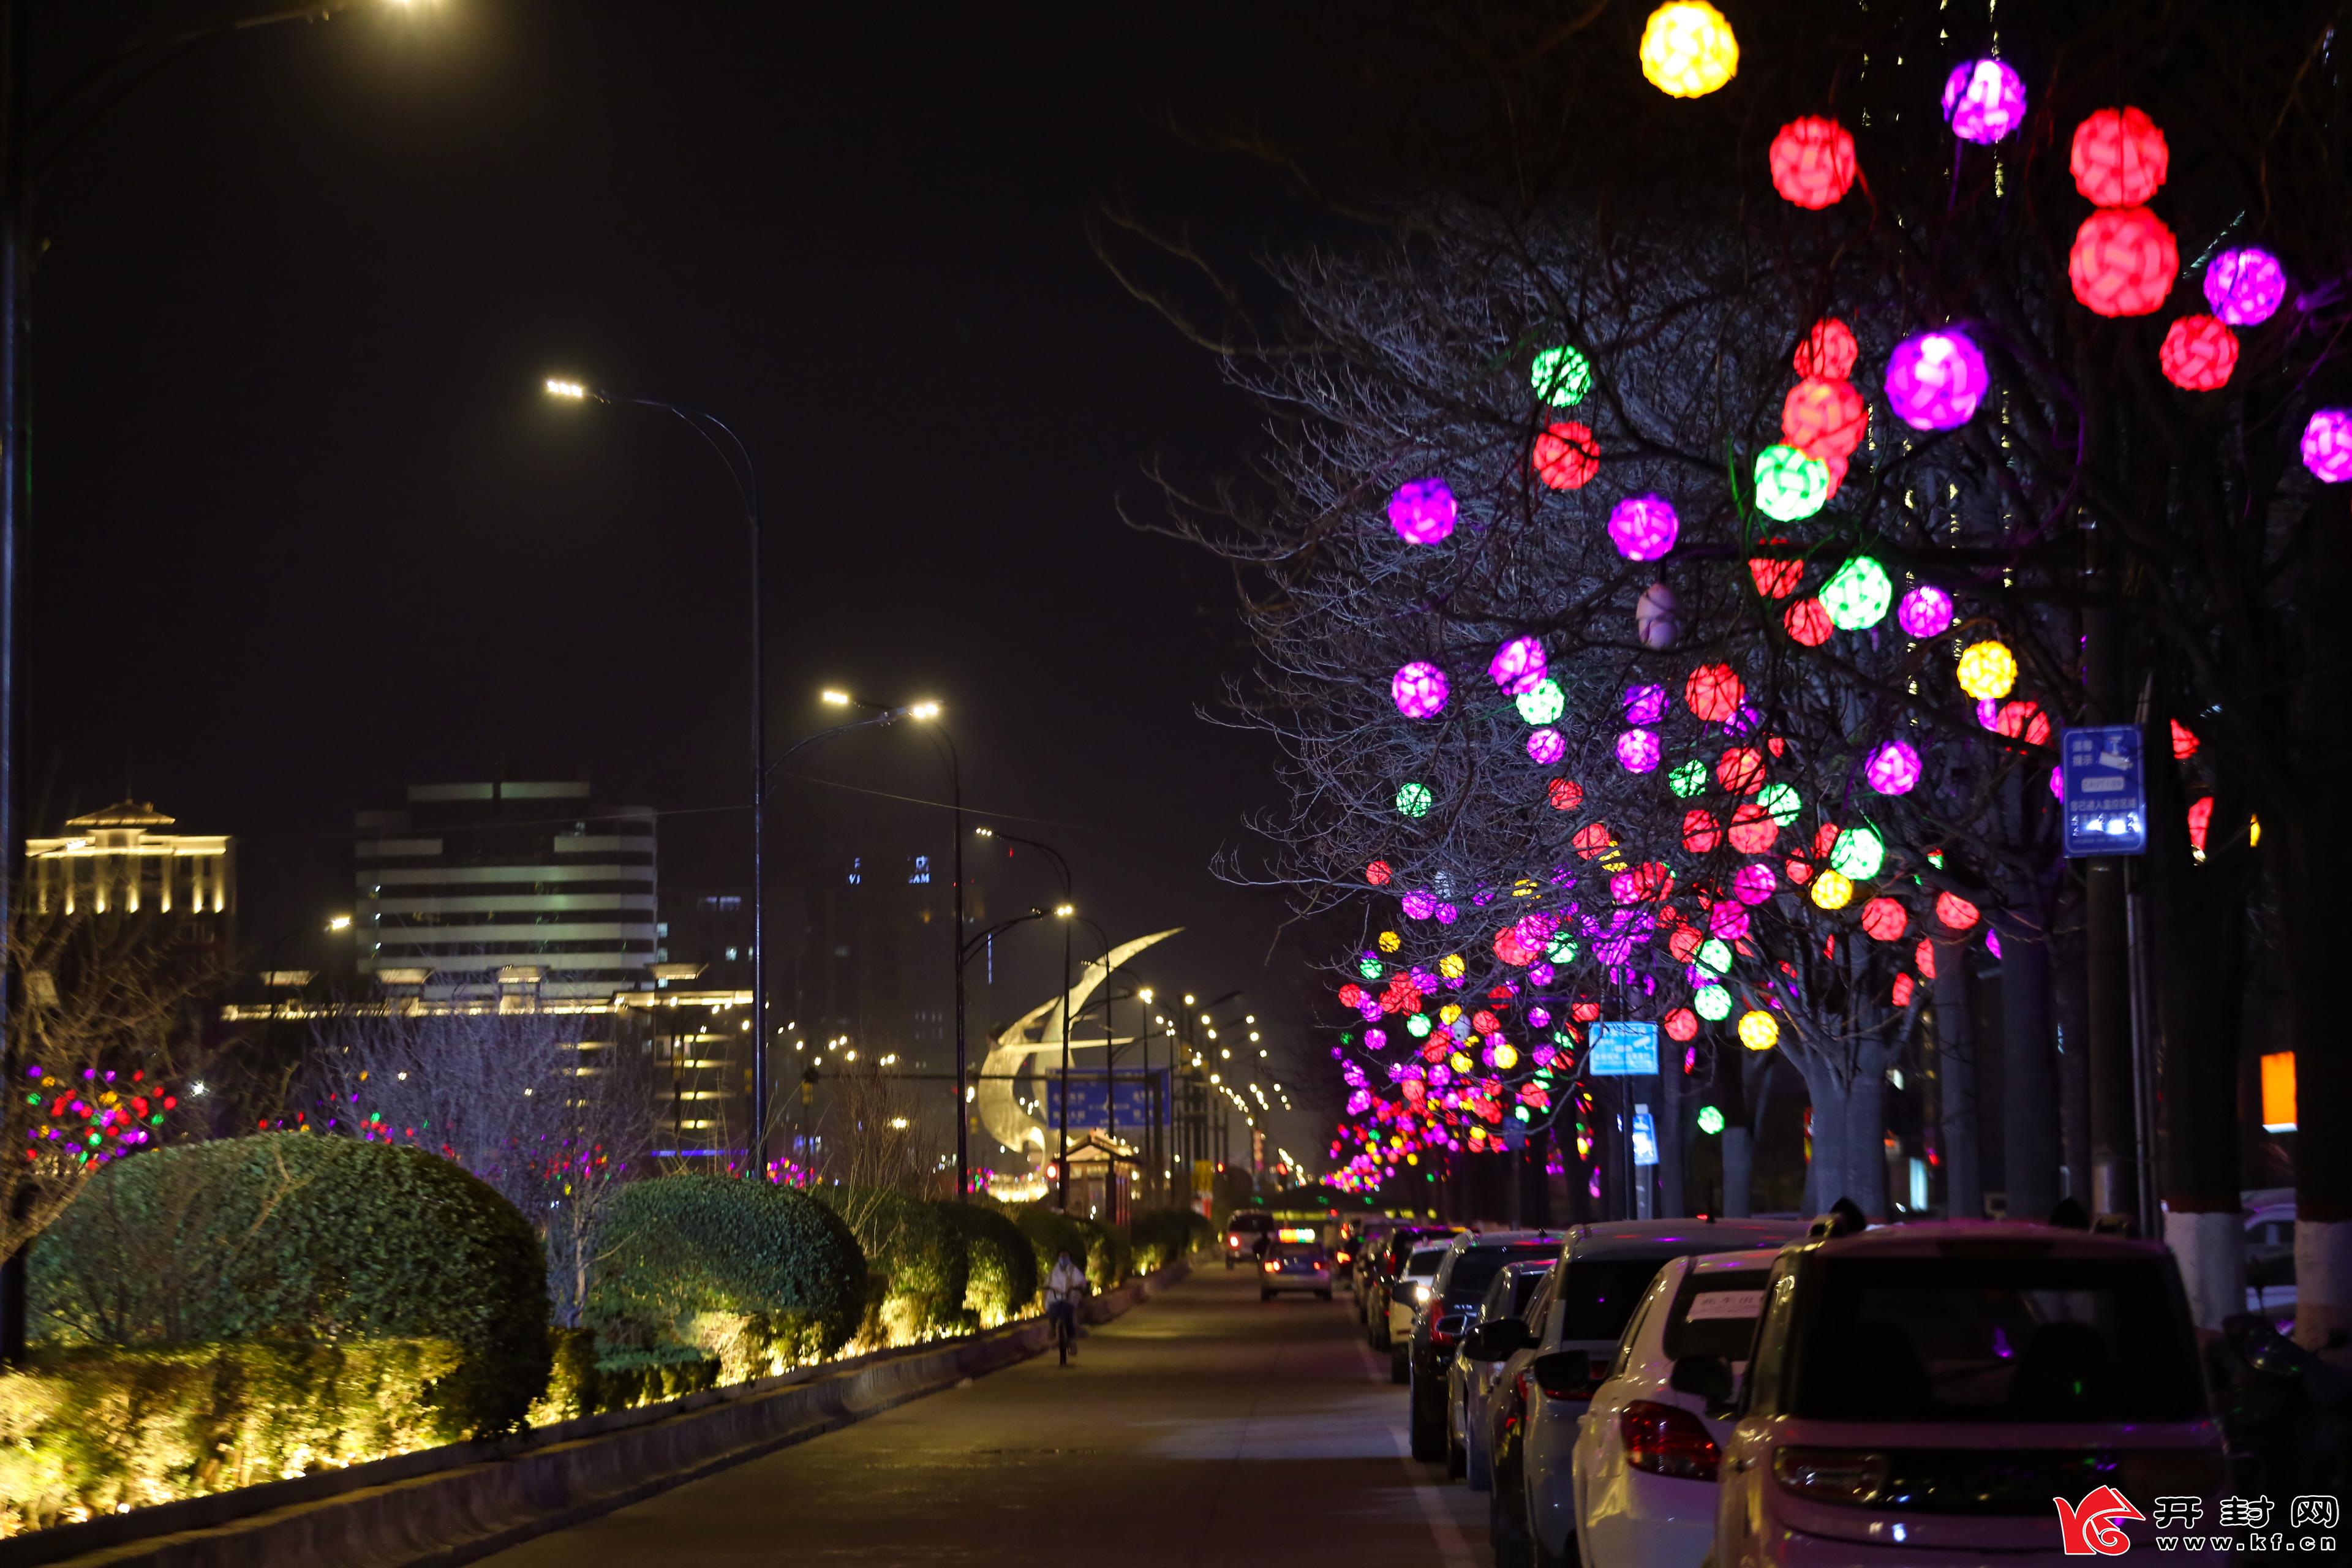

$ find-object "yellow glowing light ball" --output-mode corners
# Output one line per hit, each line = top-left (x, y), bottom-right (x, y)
(1640, 2), (1739, 98)
(1438, 953), (1466, 979)
(1439, 1003), (1463, 1025)
(1493, 1042), (1521, 1071)
(1956, 639), (2018, 701)
(1378, 930), (1402, 953)
(1809, 869), (1855, 910)
(1450, 1052), (1474, 1074)
(1738, 1009), (1780, 1052)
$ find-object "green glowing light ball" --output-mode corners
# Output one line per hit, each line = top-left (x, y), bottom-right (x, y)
(1547, 933), (1579, 964)
(1757, 782), (1801, 827)
(1396, 782), (1434, 818)
(1697, 1105), (1725, 1136)
(1358, 955), (1384, 979)
(1516, 677), (1567, 726)
(1668, 759), (1708, 798)
(1828, 823), (1886, 881)
(1697, 938), (1733, 976)
(1531, 345), (1592, 407)
(1753, 444), (1830, 522)
(1694, 983), (1733, 1021)
(1820, 556), (1893, 630)
(1407, 1014), (1433, 1038)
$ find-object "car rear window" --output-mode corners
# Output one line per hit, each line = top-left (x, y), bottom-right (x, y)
(1402, 1246), (1448, 1279)
(1227, 1213), (1273, 1233)
(1661, 1270), (1770, 1361)
(1558, 1257), (1673, 1342)
(1445, 1244), (1562, 1304)
(1789, 1256), (2206, 1423)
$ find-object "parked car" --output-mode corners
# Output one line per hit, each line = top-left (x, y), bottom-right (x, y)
(1259, 1238), (1334, 1301)
(2246, 1200), (2296, 1315)
(1223, 1209), (1274, 1268)
(1707, 1218), (2227, 1566)
(1385, 1242), (1453, 1381)
(1411, 1231), (1567, 1459)
(1450, 1259), (1554, 1489)
(1565, 1250), (1774, 1567)
(1366, 1225), (1455, 1345)
(1479, 1218), (1807, 1568)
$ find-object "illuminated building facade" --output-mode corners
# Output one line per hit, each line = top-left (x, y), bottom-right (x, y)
(26, 800), (235, 955)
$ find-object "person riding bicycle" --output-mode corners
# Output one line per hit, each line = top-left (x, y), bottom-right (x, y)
(1044, 1249), (1088, 1365)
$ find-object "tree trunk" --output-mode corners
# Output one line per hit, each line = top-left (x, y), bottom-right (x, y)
(2054, 940), (2092, 1204)
(1719, 1044), (1759, 1217)
(1933, 938), (1983, 1220)
(1658, 1065), (1686, 1219)
(1996, 907), (2061, 1222)
(1793, 1059), (1883, 1218)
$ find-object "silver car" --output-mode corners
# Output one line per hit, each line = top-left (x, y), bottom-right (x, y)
(1259, 1238), (1334, 1300)
(1449, 1258), (1552, 1489)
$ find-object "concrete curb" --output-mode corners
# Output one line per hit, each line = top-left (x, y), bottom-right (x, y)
(13, 1259), (1194, 1568)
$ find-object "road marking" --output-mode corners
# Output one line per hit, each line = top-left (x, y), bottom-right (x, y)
(1358, 1336), (1476, 1568)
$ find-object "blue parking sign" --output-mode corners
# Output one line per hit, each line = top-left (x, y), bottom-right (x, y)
(1587, 1020), (1659, 1076)
(2060, 725), (2146, 857)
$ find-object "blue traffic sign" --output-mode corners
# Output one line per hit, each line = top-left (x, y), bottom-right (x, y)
(1630, 1106), (1659, 1167)
(1587, 1020), (1660, 1076)
(2060, 724), (2146, 856)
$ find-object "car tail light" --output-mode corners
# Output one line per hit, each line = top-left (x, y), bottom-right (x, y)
(1528, 1352), (1601, 1401)
(1771, 1447), (1891, 1507)
(1619, 1400), (1719, 1482)
(1262, 1261), (1280, 1275)
(1336, 1251), (1351, 1264)
(1430, 1324), (1460, 1351)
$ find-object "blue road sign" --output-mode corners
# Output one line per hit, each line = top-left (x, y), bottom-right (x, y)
(1587, 1020), (1660, 1076)
(1630, 1105), (1659, 1167)
(1038, 1070), (1169, 1136)
(2060, 724), (2147, 857)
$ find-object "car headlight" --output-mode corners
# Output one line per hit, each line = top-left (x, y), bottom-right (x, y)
(1412, 1283), (1433, 1304)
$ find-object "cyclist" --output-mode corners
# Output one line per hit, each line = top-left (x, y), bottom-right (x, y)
(1044, 1248), (1088, 1365)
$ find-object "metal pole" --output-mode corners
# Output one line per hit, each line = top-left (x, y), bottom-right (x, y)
(0, 0), (23, 1371)
(949, 742), (966, 1200)
(748, 459), (766, 1178)
(1058, 914), (1070, 1209)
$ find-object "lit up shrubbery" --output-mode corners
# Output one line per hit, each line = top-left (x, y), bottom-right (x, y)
(936, 1200), (1038, 1328)
(813, 1186), (968, 1346)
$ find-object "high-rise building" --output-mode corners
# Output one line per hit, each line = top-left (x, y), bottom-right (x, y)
(352, 781), (657, 1003)
(26, 801), (235, 956)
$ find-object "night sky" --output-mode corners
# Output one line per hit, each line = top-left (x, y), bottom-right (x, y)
(24, 2), (1327, 1145)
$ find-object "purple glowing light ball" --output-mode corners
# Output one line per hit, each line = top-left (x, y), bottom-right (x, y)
(1886, 328), (1989, 431)
(1732, 862), (1776, 906)
(2302, 409), (2352, 483)
(1624, 683), (1669, 725)
(1864, 739), (1923, 795)
(1529, 962), (1556, 987)
(1526, 727), (1566, 765)
(1941, 58), (2028, 145)
(1608, 492), (1681, 562)
(2049, 765), (2064, 799)
(1489, 635), (1548, 694)
(1401, 889), (1435, 920)
(1976, 698), (2002, 730)
(1357, 997), (1383, 1022)
(1387, 478), (1457, 544)
(1436, 902), (1460, 926)
(1528, 1005), (1552, 1030)
(2204, 247), (2286, 328)
(1708, 902), (1751, 941)
(1365, 1028), (1387, 1051)
(1515, 911), (1560, 948)
(1616, 728), (1662, 773)
(1391, 660), (1450, 718)
(1897, 584), (1955, 638)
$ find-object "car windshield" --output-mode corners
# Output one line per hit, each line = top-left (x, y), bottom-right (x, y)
(1789, 1256), (2205, 1423)
(1227, 1214), (1272, 1233)
(1446, 1244), (1561, 1304)
(1558, 1257), (1675, 1342)
(1403, 1246), (1447, 1280)
(1662, 1270), (1770, 1361)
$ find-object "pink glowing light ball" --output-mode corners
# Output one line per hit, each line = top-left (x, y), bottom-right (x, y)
(1616, 728), (1662, 773)
(1608, 492), (1681, 562)
(1885, 328), (1988, 431)
(1732, 862), (1776, 906)
(1401, 890), (1435, 919)
(1896, 584), (1954, 638)
(1624, 683), (1669, 725)
(1488, 635), (1548, 693)
(1864, 739), (1923, 795)
(1391, 660), (1449, 718)
(1942, 58), (2028, 145)
(1526, 728), (1566, 765)
(1707, 901), (1751, 941)
(2204, 247), (2286, 328)
(2302, 409), (2352, 483)
(1387, 478), (1457, 544)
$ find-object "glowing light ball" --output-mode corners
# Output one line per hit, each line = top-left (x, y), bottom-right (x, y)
(1860, 896), (1907, 942)
(1616, 728), (1662, 773)
(1639, 2), (1738, 98)
(1366, 860), (1393, 886)
(1898, 584), (1954, 638)
(1359, 950), (1385, 980)
(1573, 821), (1615, 859)
(1682, 809), (1722, 853)
(1694, 984), (1732, 1021)
(1809, 869), (1854, 910)
(1548, 777), (1585, 812)
(1769, 116), (1856, 209)
(1401, 889), (1434, 919)
(1392, 660), (1450, 718)
(1784, 597), (1834, 646)
(1696, 1104), (1725, 1134)
(1738, 1009), (1781, 1051)
(1636, 582), (1681, 648)
(1828, 823), (1885, 881)
(1732, 861), (1776, 904)
(2171, 718), (2199, 760)
(1706, 900), (1749, 943)
(1758, 782), (1801, 826)
(1532, 345), (1592, 405)
(2301, 409), (2352, 482)
(2205, 247), (2286, 327)
(1865, 739), (1922, 795)
(1395, 782), (1434, 818)
(1534, 421), (1600, 489)
(2069, 206), (2179, 318)
(1754, 445), (1831, 522)
(1782, 377), (1868, 461)
(1934, 891), (1981, 930)
(1492, 1042), (1521, 1071)
(1820, 556), (1893, 630)
(1956, 639), (2018, 699)
(1489, 635), (1548, 693)
(1513, 912), (1558, 951)
(1677, 665), (1740, 726)
(1608, 492), (1681, 560)
(1388, 478), (1457, 544)
(1667, 759), (1708, 798)
(1517, 677), (1567, 726)
(1664, 1008), (1700, 1042)
(1337, 982), (1365, 1009)
(1526, 728), (1566, 764)
(1885, 329), (1988, 431)
(1717, 747), (1765, 794)
(1942, 58), (2027, 144)
(1493, 927), (1537, 966)
(1749, 541), (1802, 600)
(1996, 699), (2052, 747)
(2069, 107), (2168, 206)
(1438, 953), (1466, 979)
(1623, 683), (1669, 725)
(1795, 318), (1859, 380)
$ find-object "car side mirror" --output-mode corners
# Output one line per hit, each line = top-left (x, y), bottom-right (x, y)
(1464, 1317), (1534, 1361)
(1669, 1354), (1736, 1409)
(1528, 1348), (1596, 1400)
(1436, 1312), (1469, 1340)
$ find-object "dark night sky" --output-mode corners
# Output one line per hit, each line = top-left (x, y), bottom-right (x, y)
(22, 0), (1327, 1139)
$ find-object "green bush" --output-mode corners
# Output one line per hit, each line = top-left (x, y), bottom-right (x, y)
(813, 1187), (967, 1343)
(531, 1329), (720, 1425)
(0, 1338), (462, 1536)
(1074, 1215), (1132, 1290)
(584, 1175), (864, 1369)
(935, 1201), (1037, 1326)
(1127, 1208), (1208, 1273)
(32, 1133), (549, 1437)
(1011, 1204), (1092, 1293)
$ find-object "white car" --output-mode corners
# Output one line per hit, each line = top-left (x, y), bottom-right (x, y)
(1568, 1251), (1773, 1567)
(1387, 1242), (1450, 1382)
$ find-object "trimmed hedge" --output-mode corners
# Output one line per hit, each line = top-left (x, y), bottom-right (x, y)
(31, 1133), (549, 1437)
(0, 1338), (462, 1536)
(935, 1201), (1038, 1326)
(1128, 1208), (1210, 1273)
(585, 1175), (864, 1371)
(1073, 1215), (1132, 1291)
(815, 1187), (967, 1343)
(1012, 1204), (1092, 1295)
(532, 1329), (720, 1425)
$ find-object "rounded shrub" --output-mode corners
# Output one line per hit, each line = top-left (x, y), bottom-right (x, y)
(1012, 1204), (1092, 1297)
(935, 1201), (1036, 1327)
(1072, 1215), (1131, 1291)
(32, 1132), (549, 1437)
(1127, 1208), (1206, 1273)
(813, 1188), (967, 1344)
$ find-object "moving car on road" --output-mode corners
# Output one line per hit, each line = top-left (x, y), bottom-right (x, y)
(1259, 1237), (1335, 1301)
(1450, 1259), (1554, 1489)
(1223, 1210), (1274, 1269)
(1410, 1231), (1566, 1461)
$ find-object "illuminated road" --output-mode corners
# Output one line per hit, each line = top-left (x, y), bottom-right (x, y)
(480, 1264), (1485, 1567)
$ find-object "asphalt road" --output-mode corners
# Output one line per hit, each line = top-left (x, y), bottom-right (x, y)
(480, 1264), (1487, 1568)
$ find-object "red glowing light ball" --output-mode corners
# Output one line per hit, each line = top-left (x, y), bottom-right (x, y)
(1860, 897), (1907, 942)
(1682, 809), (1723, 854)
(1915, 938), (1937, 979)
(1382, 978), (1423, 1015)
(1781, 377), (1868, 459)
(2069, 206), (2179, 318)
(1664, 1007), (1700, 1042)
(1727, 802), (1777, 854)
(1572, 1001), (1603, 1023)
(2188, 796), (2213, 853)
(1717, 747), (1766, 795)
(1572, 821), (1616, 859)
(1891, 973), (1916, 1008)
(1995, 699), (2052, 747)
(1819, 448), (1851, 500)
(1794, 318), (1858, 380)
(2070, 107), (2168, 207)
(1472, 1009), (1501, 1035)
(1548, 777), (1585, 812)
(1685, 663), (1744, 723)
(1749, 541), (1802, 599)
(1533, 421), (1600, 489)
(1668, 927), (1704, 963)
(1768, 116), (1857, 209)
(2158, 314), (2238, 391)
(1366, 860), (1393, 886)
(1784, 597), (1834, 646)
(1628, 862), (1675, 902)
(2171, 718), (2199, 760)
(1934, 891), (1980, 932)
(1338, 982), (1366, 1009)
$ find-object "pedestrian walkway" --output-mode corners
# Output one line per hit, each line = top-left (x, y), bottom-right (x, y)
(480, 1264), (1485, 1567)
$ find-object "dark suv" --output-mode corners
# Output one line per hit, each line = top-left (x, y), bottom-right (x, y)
(1408, 1230), (1566, 1460)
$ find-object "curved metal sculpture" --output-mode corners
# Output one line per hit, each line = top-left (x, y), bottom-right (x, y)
(976, 927), (1181, 1160)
